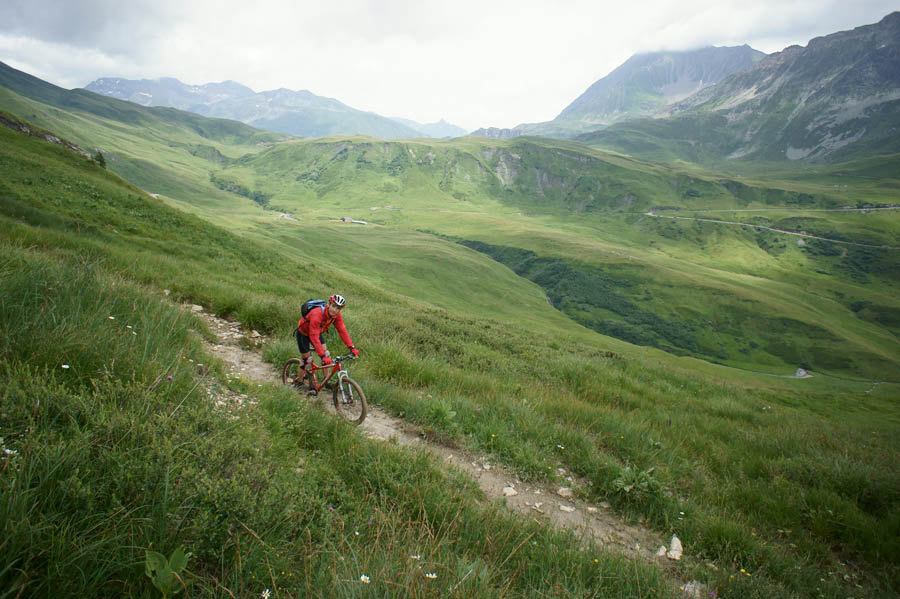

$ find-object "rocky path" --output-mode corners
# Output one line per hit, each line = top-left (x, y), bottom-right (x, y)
(194, 306), (682, 568)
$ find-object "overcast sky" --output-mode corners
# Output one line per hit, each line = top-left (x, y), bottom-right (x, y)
(1, 0), (896, 131)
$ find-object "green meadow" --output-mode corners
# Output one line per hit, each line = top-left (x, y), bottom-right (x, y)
(0, 69), (898, 598)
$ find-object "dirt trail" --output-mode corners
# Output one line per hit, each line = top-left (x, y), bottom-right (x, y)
(195, 307), (675, 566)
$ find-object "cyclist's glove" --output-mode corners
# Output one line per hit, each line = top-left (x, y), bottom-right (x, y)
(322, 356), (333, 366)
(350, 346), (360, 357)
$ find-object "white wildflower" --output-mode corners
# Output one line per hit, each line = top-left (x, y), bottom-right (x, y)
(360, 574), (370, 584)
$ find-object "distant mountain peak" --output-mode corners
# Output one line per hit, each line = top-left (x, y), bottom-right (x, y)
(471, 45), (765, 140)
(555, 45), (765, 127)
(389, 117), (468, 138)
(578, 11), (900, 163)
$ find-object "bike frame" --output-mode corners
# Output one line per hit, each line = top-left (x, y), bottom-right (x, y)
(306, 354), (353, 395)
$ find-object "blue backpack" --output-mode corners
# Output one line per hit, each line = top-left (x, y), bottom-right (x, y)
(301, 298), (327, 318)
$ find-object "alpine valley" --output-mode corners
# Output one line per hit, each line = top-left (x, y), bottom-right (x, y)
(0, 11), (898, 599)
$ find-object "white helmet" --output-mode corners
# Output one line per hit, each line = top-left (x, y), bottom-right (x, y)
(329, 294), (346, 308)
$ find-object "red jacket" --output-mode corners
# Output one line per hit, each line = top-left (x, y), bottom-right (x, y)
(297, 307), (353, 357)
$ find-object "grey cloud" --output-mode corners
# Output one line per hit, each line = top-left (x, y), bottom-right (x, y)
(0, 0), (179, 57)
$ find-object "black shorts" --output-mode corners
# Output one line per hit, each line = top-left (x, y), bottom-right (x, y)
(295, 328), (325, 355)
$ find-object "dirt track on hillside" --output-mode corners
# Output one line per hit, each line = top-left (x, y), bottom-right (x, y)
(193, 305), (678, 568)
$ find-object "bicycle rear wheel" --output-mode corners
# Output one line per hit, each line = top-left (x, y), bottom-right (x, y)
(282, 358), (306, 388)
(333, 376), (367, 424)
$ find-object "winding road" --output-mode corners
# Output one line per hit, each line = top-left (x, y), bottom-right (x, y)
(645, 206), (899, 249)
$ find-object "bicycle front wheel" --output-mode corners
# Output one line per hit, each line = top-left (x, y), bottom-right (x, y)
(333, 376), (367, 425)
(282, 358), (305, 387)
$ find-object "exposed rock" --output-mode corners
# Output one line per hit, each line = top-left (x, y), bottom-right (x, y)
(666, 535), (683, 560)
(503, 486), (518, 497)
(0, 111), (92, 158)
(556, 487), (573, 498)
(470, 126), (523, 140)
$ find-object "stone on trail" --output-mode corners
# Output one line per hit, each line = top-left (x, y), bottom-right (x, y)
(682, 580), (706, 599)
(666, 535), (683, 560)
(502, 486), (518, 497)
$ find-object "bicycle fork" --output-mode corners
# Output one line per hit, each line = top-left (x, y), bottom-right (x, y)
(336, 370), (354, 404)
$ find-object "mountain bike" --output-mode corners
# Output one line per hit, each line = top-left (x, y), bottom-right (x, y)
(282, 353), (367, 424)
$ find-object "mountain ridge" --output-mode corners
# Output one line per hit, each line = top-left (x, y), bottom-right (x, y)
(579, 12), (900, 164)
(557, 45), (765, 126)
(472, 45), (765, 140)
(85, 76), (466, 139)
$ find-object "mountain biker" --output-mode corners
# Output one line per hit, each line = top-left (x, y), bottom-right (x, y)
(296, 294), (359, 374)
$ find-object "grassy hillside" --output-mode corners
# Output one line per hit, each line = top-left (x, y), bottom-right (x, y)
(2, 95), (899, 597)
(203, 135), (899, 381)
(2, 61), (896, 380)
(0, 118), (676, 598)
(0, 62), (284, 214)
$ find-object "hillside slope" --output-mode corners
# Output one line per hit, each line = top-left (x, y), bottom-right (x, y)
(3, 56), (898, 380)
(0, 61), (285, 208)
(219, 134), (899, 380)
(1, 111), (898, 599)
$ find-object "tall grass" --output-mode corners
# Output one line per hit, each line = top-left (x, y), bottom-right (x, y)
(0, 248), (672, 597)
(1, 115), (898, 597)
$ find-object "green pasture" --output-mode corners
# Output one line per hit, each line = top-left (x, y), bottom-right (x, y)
(0, 85), (899, 598)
